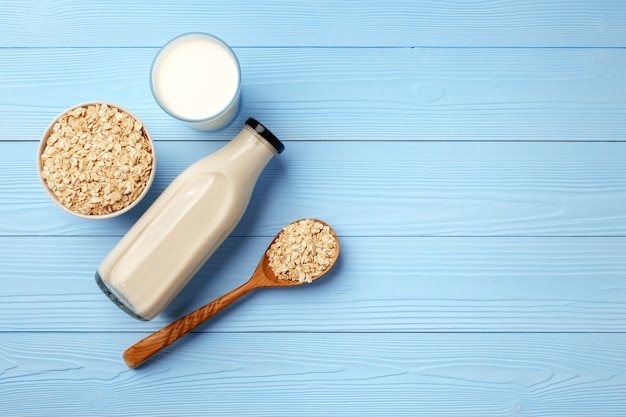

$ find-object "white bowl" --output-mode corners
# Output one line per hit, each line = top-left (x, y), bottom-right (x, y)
(37, 102), (156, 219)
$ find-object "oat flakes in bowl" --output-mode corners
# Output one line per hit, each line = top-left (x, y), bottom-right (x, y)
(38, 102), (156, 219)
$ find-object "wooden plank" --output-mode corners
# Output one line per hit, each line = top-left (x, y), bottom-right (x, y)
(2, 47), (625, 142)
(0, 332), (625, 416)
(0, 0), (624, 47)
(1, 236), (625, 332)
(7, 140), (626, 237)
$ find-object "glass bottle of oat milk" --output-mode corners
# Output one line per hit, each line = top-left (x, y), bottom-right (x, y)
(96, 118), (285, 320)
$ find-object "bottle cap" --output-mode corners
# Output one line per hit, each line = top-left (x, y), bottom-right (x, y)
(245, 118), (285, 154)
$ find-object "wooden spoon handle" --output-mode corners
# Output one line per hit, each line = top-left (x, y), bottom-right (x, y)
(123, 280), (257, 368)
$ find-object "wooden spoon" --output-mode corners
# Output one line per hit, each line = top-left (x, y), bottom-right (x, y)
(123, 219), (339, 368)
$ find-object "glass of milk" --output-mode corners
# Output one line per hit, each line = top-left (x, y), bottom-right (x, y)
(150, 33), (241, 131)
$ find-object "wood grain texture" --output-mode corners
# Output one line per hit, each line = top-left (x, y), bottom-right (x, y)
(0, 333), (625, 416)
(0, 0), (624, 47)
(7, 141), (626, 237)
(1, 236), (625, 332)
(1, 48), (625, 142)
(2, 0), (626, 415)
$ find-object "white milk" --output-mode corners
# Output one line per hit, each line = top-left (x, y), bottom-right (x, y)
(96, 118), (284, 320)
(151, 33), (241, 130)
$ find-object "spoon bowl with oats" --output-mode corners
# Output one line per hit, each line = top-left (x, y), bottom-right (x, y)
(123, 218), (339, 368)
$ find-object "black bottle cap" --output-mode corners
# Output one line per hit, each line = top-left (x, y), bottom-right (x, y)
(245, 118), (285, 154)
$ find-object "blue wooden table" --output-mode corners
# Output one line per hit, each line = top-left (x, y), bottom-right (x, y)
(1, 1), (626, 415)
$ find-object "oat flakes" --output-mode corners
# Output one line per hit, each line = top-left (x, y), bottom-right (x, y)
(266, 218), (337, 283)
(40, 103), (153, 216)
